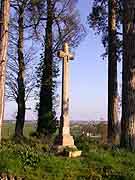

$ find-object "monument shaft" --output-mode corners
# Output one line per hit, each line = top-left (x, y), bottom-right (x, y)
(61, 55), (70, 134)
(58, 43), (74, 147)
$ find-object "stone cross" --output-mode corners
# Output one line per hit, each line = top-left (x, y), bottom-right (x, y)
(57, 43), (75, 147)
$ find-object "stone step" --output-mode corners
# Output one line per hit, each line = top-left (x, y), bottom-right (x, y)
(0, 174), (25, 180)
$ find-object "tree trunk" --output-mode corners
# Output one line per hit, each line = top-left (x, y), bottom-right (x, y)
(121, 0), (135, 150)
(15, 7), (25, 138)
(107, 0), (118, 144)
(0, 0), (10, 142)
(37, 0), (55, 135)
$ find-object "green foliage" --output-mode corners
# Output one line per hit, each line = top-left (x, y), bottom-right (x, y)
(88, 0), (122, 60)
(19, 146), (40, 168)
(38, 111), (57, 134)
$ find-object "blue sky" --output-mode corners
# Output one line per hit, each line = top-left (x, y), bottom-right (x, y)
(5, 0), (113, 121)
(69, 0), (108, 121)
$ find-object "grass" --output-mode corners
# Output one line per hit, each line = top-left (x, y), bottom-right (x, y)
(0, 122), (135, 179)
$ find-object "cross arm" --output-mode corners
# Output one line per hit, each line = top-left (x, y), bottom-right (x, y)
(57, 50), (74, 60)
(68, 53), (74, 60)
(57, 43), (74, 60)
(57, 50), (65, 58)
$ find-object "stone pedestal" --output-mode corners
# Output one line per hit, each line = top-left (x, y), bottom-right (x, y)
(58, 125), (75, 147)
(58, 134), (75, 147)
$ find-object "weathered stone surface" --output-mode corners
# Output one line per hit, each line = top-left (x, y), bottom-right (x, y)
(59, 134), (75, 147)
(0, 175), (24, 180)
(57, 43), (75, 147)
(69, 150), (82, 158)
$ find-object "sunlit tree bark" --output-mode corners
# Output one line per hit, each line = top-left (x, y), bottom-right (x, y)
(0, 0), (10, 141)
(108, 0), (118, 144)
(88, 0), (119, 144)
(121, 0), (135, 150)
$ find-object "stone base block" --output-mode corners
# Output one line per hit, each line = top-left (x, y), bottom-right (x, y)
(69, 150), (82, 158)
(54, 145), (82, 158)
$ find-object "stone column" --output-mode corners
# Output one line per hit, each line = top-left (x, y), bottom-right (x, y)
(58, 43), (75, 147)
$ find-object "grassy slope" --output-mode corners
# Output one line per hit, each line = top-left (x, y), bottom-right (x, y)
(0, 123), (135, 180)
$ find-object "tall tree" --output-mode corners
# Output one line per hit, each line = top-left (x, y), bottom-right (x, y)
(108, 0), (118, 144)
(15, 3), (25, 137)
(37, 0), (54, 134)
(37, 0), (85, 135)
(9, 0), (41, 137)
(120, 0), (135, 150)
(0, 0), (10, 141)
(88, 0), (121, 144)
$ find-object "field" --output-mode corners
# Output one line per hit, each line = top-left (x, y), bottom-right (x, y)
(0, 122), (135, 180)
(2, 122), (36, 139)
